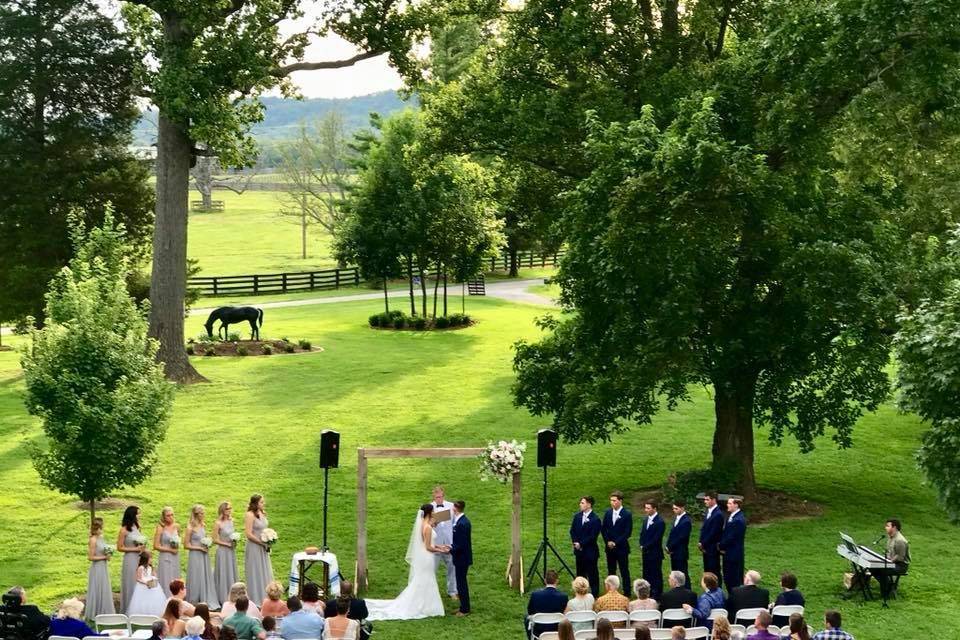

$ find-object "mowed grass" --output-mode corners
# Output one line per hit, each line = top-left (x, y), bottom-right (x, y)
(0, 295), (954, 640)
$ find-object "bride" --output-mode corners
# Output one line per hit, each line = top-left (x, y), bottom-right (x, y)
(366, 503), (448, 620)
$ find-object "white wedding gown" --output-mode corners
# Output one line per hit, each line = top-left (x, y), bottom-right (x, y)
(366, 512), (445, 620)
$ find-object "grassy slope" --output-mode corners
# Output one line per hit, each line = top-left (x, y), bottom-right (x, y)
(0, 295), (952, 640)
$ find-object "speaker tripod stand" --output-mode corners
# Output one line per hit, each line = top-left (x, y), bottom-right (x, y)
(527, 465), (573, 585)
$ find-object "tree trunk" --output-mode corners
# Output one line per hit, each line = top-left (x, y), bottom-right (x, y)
(301, 195), (307, 259)
(711, 375), (757, 499)
(201, 188), (212, 209)
(442, 269), (448, 317)
(149, 111), (206, 384)
(407, 257), (416, 316)
(89, 499), (96, 525)
(382, 276), (389, 314)
(432, 268), (440, 319)
(419, 267), (428, 318)
(508, 240), (519, 278)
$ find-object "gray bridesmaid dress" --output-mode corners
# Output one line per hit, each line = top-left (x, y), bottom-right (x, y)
(244, 515), (273, 604)
(120, 527), (142, 613)
(85, 535), (115, 619)
(215, 520), (238, 604)
(156, 528), (181, 598)
(186, 526), (220, 608)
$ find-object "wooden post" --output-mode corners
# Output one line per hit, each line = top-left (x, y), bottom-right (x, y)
(335, 269), (340, 289)
(212, 277), (218, 296)
(509, 471), (523, 592)
(253, 274), (259, 295)
(357, 449), (368, 592)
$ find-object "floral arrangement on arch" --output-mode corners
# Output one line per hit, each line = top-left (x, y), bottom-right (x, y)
(479, 440), (526, 483)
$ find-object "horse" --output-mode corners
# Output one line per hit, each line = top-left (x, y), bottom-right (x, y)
(204, 306), (263, 341)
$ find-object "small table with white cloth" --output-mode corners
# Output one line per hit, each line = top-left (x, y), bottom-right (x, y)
(288, 550), (341, 599)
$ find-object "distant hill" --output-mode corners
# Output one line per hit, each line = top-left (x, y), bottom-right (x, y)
(133, 91), (416, 146)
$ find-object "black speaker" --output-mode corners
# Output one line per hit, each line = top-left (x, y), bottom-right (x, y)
(537, 428), (557, 467)
(319, 430), (340, 469)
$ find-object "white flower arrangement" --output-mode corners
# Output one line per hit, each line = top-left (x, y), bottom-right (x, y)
(200, 536), (213, 549)
(168, 534), (181, 548)
(229, 532), (242, 544)
(102, 544), (116, 557)
(479, 439), (526, 483)
(130, 532), (148, 546)
(260, 528), (278, 551)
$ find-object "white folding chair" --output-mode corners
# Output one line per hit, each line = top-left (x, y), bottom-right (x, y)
(660, 607), (693, 628)
(50, 636), (78, 640)
(566, 610), (598, 628)
(614, 630), (638, 639)
(771, 604), (804, 627)
(128, 615), (161, 632)
(650, 630), (673, 640)
(730, 624), (748, 637)
(574, 630), (596, 640)
(707, 607), (728, 622)
(95, 614), (130, 634)
(596, 610), (629, 626)
(734, 607), (766, 626)
(768, 625), (780, 636)
(529, 612), (566, 640)
(686, 627), (710, 639)
(628, 609), (661, 628)
(539, 633), (560, 640)
(746, 626), (757, 636)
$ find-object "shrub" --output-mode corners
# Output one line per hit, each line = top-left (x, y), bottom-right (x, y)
(435, 316), (450, 329)
(389, 309), (405, 320)
(449, 313), (468, 326)
(196, 332), (217, 343)
(227, 331), (241, 342)
(236, 345), (248, 356)
(413, 317), (428, 330)
(13, 317), (33, 335)
(298, 339), (312, 350)
(393, 315), (407, 329)
(284, 343), (295, 353)
(262, 344), (273, 355)
(204, 346), (216, 356)
(369, 313), (382, 327)
(185, 344), (195, 355)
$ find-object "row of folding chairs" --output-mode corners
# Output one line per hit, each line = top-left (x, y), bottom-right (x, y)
(732, 605), (805, 626)
(93, 613), (162, 634)
(538, 629), (711, 640)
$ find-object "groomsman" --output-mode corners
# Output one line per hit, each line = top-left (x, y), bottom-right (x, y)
(601, 491), (633, 597)
(569, 496), (602, 596)
(698, 492), (724, 588)
(639, 501), (665, 599)
(666, 500), (691, 588)
(719, 497), (747, 590)
(430, 485), (458, 598)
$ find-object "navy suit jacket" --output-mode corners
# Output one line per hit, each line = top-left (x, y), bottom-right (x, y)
(451, 514), (472, 567)
(718, 511), (746, 560)
(527, 586), (568, 636)
(639, 514), (665, 559)
(666, 513), (691, 560)
(601, 508), (633, 556)
(570, 511), (602, 561)
(699, 506), (724, 552)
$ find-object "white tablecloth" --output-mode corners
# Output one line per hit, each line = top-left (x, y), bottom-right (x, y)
(288, 550), (340, 598)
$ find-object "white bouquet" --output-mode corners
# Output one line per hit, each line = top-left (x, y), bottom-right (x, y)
(168, 534), (181, 548)
(200, 536), (213, 549)
(102, 544), (116, 557)
(260, 528), (278, 552)
(229, 532), (242, 544)
(130, 532), (148, 546)
(479, 439), (526, 483)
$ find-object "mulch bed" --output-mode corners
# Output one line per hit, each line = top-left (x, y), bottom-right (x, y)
(0, 345), (12, 352)
(630, 487), (824, 525)
(371, 320), (477, 332)
(187, 339), (321, 357)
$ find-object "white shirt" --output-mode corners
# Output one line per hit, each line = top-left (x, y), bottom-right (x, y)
(674, 512), (686, 524)
(432, 500), (454, 545)
(581, 510), (593, 525)
(612, 507), (622, 524)
(706, 505), (717, 520)
(646, 515), (656, 527)
(725, 509), (740, 527)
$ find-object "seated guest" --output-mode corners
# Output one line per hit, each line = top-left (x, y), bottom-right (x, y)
(280, 596), (324, 640)
(682, 572), (725, 631)
(671, 626), (686, 640)
(261, 617), (281, 640)
(162, 599), (186, 637)
(222, 583), (261, 620)
(635, 627), (652, 640)
(147, 620), (166, 640)
(628, 579), (658, 629)
(183, 616), (206, 640)
(595, 618), (615, 640)
(557, 618), (576, 640)
(223, 597), (266, 640)
(168, 579), (196, 617)
(746, 611), (777, 640)
(710, 616), (734, 640)
(784, 613), (811, 640)
(726, 570), (769, 622)
(323, 580), (369, 640)
(660, 571), (697, 612)
(812, 611), (854, 640)
(300, 583), (324, 615)
(5, 587), (50, 640)
(322, 596), (358, 640)
(525, 569), (568, 638)
(220, 628), (238, 640)
(771, 572), (804, 627)
(48, 598), (103, 639)
(593, 575), (630, 618)
(564, 577), (595, 633)
(193, 604), (218, 640)
(260, 582), (289, 618)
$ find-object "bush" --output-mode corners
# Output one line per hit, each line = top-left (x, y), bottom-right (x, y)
(298, 339), (312, 350)
(13, 317), (33, 335)
(196, 332), (217, 344)
(204, 346), (216, 356)
(435, 316), (450, 329)
(227, 331), (241, 342)
(262, 344), (273, 355)
(185, 344), (195, 355)
(236, 345), (248, 356)
(389, 309), (405, 320)
(369, 313), (382, 327)
(661, 467), (742, 516)
(284, 343), (295, 353)
(393, 315), (407, 329)
(413, 317), (428, 330)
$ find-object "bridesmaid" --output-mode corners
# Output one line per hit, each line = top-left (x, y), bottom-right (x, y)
(185, 504), (220, 608)
(85, 517), (115, 619)
(117, 505), (145, 613)
(243, 494), (274, 604)
(154, 506), (181, 598)
(213, 501), (238, 604)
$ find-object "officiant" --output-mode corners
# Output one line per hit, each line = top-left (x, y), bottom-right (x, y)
(431, 486), (458, 599)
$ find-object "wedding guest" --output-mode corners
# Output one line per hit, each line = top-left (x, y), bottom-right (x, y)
(557, 618), (576, 640)
(223, 597), (266, 640)
(3, 587), (48, 640)
(811, 611), (854, 640)
(183, 617), (206, 640)
(660, 571), (697, 612)
(711, 616), (735, 640)
(639, 501), (665, 600)
(699, 493), (724, 589)
(280, 596), (325, 640)
(154, 507), (182, 598)
(185, 505), (219, 607)
(261, 617), (281, 640)
(635, 627), (652, 640)
(323, 581), (368, 640)
(666, 500), (692, 588)
(727, 570), (769, 623)
(162, 599), (186, 637)
(168, 579), (196, 617)
(300, 583), (324, 615)
(784, 613), (812, 640)
(595, 618), (615, 640)
(671, 626), (687, 640)
(682, 572), (725, 631)
(49, 598), (103, 639)
(322, 596), (358, 640)
(194, 603), (218, 640)
(628, 579), (658, 629)
(244, 494), (274, 604)
(147, 620), (166, 640)
(222, 583), (262, 620)
(601, 491), (633, 597)
(86, 517), (115, 618)
(118, 505), (146, 612)
(260, 581), (289, 618)
(719, 498), (747, 590)
(570, 496), (602, 596)
(593, 575), (629, 623)
(564, 577), (595, 632)
(526, 569), (567, 638)
(128, 551), (167, 616)
(214, 502), (239, 606)
(746, 611), (778, 640)
(772, 572), (804, 627)
(220, 627), (238, 640)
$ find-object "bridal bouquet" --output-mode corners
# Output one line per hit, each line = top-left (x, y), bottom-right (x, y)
(102, 544), (116, 557)
(479, 440), (526, 483)
(229, 532), (242, 545)
(200, 536), (213, 550)
(260, 528), (278, 552)
(130, 532), (148, 547)
(168, 534), (181, 548)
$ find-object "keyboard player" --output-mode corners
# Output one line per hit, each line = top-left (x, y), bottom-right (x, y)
(872, 518), (910, 601)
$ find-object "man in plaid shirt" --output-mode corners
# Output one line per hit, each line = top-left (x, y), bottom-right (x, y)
(812, 610), (855, 639)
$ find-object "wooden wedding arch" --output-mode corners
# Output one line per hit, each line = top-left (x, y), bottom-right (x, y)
(355, 447), (524, 593)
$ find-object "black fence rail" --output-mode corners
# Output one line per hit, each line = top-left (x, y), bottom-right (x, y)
(488, 249), (565, 271)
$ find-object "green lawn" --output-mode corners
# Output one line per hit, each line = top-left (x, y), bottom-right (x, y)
(0, 295), (951, 640)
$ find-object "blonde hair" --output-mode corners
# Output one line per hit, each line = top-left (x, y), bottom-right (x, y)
(90, 517), (104, 536)
(185, 616), (205, 636)
(160, 506), (174, 526)
(571, 577), (590, 596)
(189, 504), (205, 528)
(218, 501), (232, 519)
(229, 582), (248, 603)
(710, 616), (732, 640)
(265, 580), (284, 601)
(56, 598), (84, 620)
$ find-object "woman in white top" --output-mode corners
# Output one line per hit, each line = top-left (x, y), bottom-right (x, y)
(565, 576), (596, 632)
(220, 582), (261, 620)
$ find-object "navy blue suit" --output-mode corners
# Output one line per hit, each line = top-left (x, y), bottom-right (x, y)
(719, 510), (746, 590)
(699, 506), (724, 588)
(666, 513), (692, 588)
(601, 508), (633, 596)
(639, 513), (665, 599)
(570, 510), (601, 596)
(451, 513), (473, 614)
(525, 586), (568, 639)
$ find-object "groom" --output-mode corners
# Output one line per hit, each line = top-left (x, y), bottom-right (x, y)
(450, 500), (473, 616)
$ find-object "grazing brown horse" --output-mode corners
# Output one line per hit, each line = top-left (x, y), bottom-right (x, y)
(204, 306), (263, 340)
